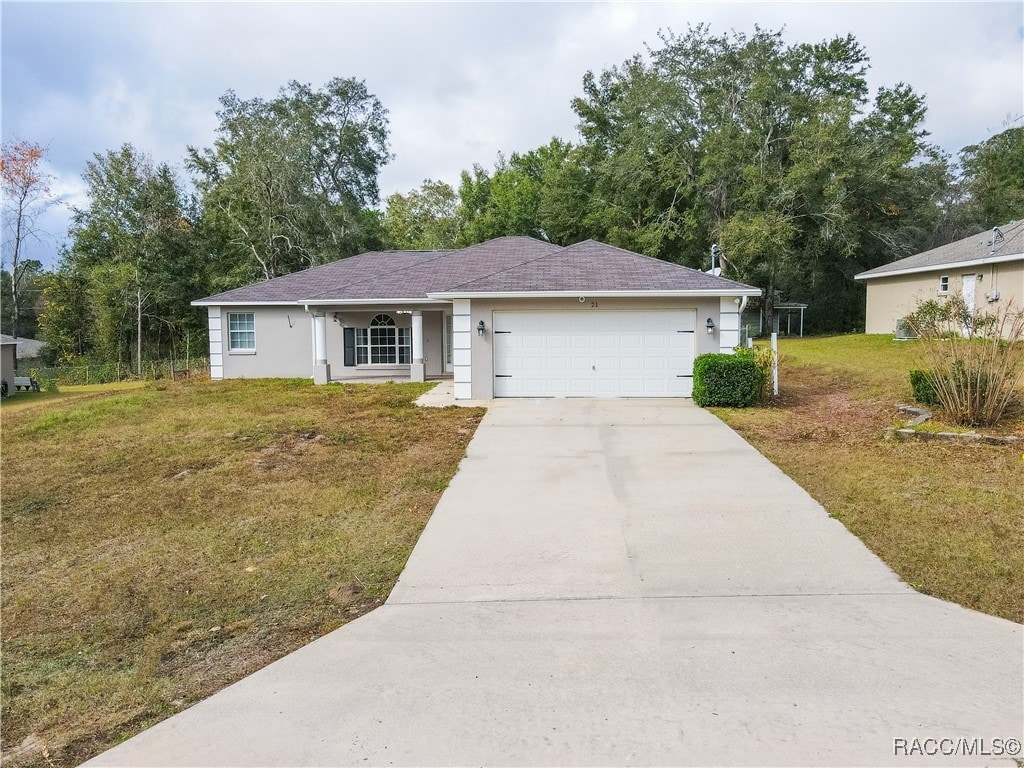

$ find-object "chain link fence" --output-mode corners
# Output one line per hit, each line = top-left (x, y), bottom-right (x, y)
(29, 359), (210, 387)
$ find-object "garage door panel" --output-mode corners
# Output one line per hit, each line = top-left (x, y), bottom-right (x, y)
(494, 310), (696, 398)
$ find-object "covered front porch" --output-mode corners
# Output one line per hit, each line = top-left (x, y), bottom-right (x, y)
(307, 303), (455, 385)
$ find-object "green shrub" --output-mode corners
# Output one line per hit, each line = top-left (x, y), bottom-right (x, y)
(906, 296), (1024, 426)
(909, 369), (939, 406)
(733, 346), (775, 403)
(692, 353), (762, 407)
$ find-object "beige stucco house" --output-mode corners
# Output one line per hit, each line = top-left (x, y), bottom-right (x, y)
(193, 237), (761, 400)
(855, 220), (1023, 335)
(1, 335), (17, 396)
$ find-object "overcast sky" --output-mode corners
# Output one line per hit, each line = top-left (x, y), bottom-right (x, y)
(3, 1), (1022, 267)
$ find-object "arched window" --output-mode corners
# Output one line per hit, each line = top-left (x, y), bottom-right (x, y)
(355, 313), (411, 365)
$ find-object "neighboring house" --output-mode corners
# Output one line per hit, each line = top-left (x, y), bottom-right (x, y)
(13, 337), (46, 362)
(1, 335), (17, 395)
(855, 219), (1024, 335)
(193, 236), (761, 400)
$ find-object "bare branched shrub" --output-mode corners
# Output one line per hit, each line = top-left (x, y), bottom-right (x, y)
(906, 295), (1024, 426)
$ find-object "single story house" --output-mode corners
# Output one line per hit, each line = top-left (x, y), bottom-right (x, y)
(193, 237), (761, 400)
(13, 337), (46, 361)
(1, 335), (17, 396)
(855, 219), (1023, 335)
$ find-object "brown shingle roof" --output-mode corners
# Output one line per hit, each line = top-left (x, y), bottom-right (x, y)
(856, 219), (1024, 279)
(194, 236), (759, 304)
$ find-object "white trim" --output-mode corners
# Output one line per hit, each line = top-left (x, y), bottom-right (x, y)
(191, 298), (449, 307)
(855, 252), (1024, 281)
(302, 298), (448, 305)
(718, 313), (740, 332)
(452, 299), (472, 399)
(226, 311), (257, 353)
(193, 300), (307, 307)
(427, 289), (761, 300)
(719, 297), (742, 353)
(194, 292), (764, 306)
(207, 308), (223, 379)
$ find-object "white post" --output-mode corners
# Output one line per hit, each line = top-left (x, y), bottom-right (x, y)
(312, 311), (330, 385)
(314, 313), (328, 364)
(771, 331), (779, 396)
(410, 310), (425, 382)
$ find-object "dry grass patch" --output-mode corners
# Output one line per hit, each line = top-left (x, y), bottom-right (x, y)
(1, 379), (484, 767)
(716, 335), (1023, 624)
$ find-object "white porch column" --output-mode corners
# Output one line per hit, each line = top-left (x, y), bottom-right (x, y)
(312, 311), (330, 385)
(410, 310), (425, 382)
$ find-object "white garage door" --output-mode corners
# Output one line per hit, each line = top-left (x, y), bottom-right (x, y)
(493, 310), (696, 398)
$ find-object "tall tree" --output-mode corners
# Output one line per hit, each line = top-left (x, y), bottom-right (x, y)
(58, 144), (204, 368)
(0, 262), (44, 339)
(1, 141), (58, 338)
(37, 263), (92, 364)
(382, 179), (461, 249)
(457, 139), (574, 245)
(570, 26), (945, 331)
(189, 78), (391, 281)
(959, 126), (1024, 227)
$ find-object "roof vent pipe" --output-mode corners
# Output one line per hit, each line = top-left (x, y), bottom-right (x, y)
(991, 226), (1004, 253)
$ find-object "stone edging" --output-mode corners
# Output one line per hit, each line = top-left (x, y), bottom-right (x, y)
(888, 404), (1023, 445)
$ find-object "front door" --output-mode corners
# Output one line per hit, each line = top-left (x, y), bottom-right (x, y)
(961, 273), (977, 335)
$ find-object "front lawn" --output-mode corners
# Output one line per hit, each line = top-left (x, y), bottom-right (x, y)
(1, 379), (484, 767)
(715, 335), (1023, 624)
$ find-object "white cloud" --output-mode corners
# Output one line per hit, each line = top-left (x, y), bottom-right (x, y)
(3, 1), (1022, 266)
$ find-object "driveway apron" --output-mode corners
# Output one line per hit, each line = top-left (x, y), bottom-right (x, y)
(87, 399), (1023, 767)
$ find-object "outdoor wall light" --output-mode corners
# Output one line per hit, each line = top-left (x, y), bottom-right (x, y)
(477, 320), (486, 337)
(706, 317), (715, 334)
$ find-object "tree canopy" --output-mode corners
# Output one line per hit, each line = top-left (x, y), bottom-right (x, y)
(41, 144), (206, 366)
(27, 49), (1024, 369)
(187, 78), (391, 281)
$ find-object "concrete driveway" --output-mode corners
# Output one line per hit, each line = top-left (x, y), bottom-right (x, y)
(88, 400), (1023, 767)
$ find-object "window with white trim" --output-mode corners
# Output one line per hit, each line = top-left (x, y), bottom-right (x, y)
(939, 276), (949, 294)
(355, 314), (411, 365)
(227, 312), (255, 351)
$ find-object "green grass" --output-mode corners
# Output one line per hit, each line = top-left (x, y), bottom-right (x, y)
(774, 334), (922, 397)
(0, 381), (150, 413)
(1, 379), (484, 767)
(716, 334), (1023, 624)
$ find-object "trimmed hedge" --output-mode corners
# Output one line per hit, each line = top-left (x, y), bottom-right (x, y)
(692, 353), (763, 407)
(909, 369), (939, 406)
